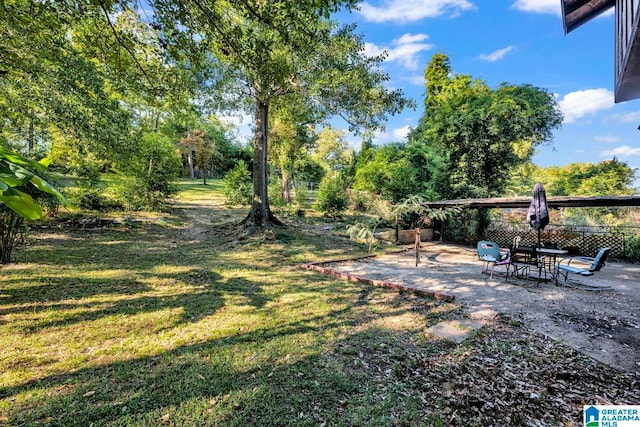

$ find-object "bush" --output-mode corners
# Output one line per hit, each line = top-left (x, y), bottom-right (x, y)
(222, 161), (252, 205)
(110, 176), (171, 212)
(315, 174), (348, 220)
(72, 187), (112, 211)
(349, 189), (375, 212)
(293, 185), (309, 208)
(124, 132), (180, 210)
(625, 234), (640, 261)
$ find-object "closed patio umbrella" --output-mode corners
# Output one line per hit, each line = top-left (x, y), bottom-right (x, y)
(527, 182), (549, 247)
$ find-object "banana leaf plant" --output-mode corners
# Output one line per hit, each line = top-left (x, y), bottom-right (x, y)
(0, 147), (71, 220)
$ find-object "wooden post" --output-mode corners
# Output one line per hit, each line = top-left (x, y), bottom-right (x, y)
(415, 227), (421, 266)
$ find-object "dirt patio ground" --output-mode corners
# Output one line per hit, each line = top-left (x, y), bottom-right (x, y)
(320, 242), (640, 373)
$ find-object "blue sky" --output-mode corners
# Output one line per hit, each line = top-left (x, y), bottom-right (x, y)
(334, 0), (640, 180)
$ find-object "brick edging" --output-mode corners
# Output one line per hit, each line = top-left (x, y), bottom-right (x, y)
(300, 249), (455, 302)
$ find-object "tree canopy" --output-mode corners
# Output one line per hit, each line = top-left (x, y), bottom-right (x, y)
(508, 158), (637, 197)
(410, 53), (564, 200)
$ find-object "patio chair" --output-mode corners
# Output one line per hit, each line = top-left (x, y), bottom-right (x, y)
(477, 240), (510, 279)
(508, 246), (547, 284)
(507, 247), (531, 280)
(554, 247), (611, 285)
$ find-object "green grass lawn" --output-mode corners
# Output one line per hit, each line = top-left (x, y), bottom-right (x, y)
(0, 180), (637, 426)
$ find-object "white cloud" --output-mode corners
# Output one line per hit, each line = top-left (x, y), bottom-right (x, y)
(393, 126), (413, 140)
(594, 135), (619, 143)
(365, 33), (434, 70)
(599, 8), (615, 18)
(599, 145), (640, 157)
(511, 0), (560, 15)
(358, 0), (474, 23)
(479, 46), (514, 62)
(409, 75), (426, 86)
(395, 33), (429, 44)
(370, 125), (413, 144)
(371, 129), (391, 145)
(364, 42), (385, 57)
(608, 110), (640, 123)
(513, 0), (614, 18)
(557, 88), (615, 123)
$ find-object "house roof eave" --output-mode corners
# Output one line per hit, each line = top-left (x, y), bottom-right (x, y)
(561, 0), (615, 34)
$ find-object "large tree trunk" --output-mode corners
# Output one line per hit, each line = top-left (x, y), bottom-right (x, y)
(242, 99), (281, 228)
(281, 168), (292, 204)
(187, 148), (195, 179)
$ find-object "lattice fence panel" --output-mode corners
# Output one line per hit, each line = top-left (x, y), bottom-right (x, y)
(483, 225), (625, 257)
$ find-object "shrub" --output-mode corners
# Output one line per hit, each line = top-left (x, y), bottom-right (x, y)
(293, 185), (309, 208)
(109, 176), (170, 212)
(349, 189), (375, 212)
(125, 132), (180, 210)
(625, 234), (640, 261)
(315, 174), (348, 220)
(268, 177), (285, 207)
(73, 187), (111, 211)
(222, 161), (252, 205)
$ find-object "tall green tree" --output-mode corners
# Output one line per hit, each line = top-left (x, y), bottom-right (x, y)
(148, 1), (410, 229)
(3, 0), (410, 224)
(1, 1), (132, 162)
(269, 101), (317, 204)
(411, 53), (563, 200)
(353, 143), (420, 202)
(312, 127), (354, 175)
(539, 158), (634, 196)
(506, 158), (636, 197)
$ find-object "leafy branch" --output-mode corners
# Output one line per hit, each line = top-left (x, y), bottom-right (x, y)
(391, 194), (461, 226)
(346, 194), (462, 253)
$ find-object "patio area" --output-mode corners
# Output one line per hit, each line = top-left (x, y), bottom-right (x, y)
(306, 242), (640, 372)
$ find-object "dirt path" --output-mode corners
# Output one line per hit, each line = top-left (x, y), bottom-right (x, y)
(326, 242), (640, 373)
(169, 189), (247, 244)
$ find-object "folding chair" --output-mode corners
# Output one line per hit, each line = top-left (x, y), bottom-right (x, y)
(555, 247), (611, 285)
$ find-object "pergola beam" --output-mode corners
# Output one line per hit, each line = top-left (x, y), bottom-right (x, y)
(423, 195), (640, 209)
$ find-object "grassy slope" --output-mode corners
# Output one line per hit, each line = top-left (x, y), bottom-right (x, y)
(0, 180), (637, 426)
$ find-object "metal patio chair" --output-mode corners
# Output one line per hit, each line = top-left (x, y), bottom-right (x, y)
(554, 247), (611, 285)
(477, 240), (510, 279)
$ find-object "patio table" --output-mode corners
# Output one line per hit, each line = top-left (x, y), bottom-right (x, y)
(511, 247), (568, 282)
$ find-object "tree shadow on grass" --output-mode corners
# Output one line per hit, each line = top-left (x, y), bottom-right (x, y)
(7, 298), (629, 427)
(14, 225), (186, 270)
(16, 220), (366, 274)
(0, 289), (459, 426)
(0, 269), (277, 335)
(0, 277), (151, 307)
